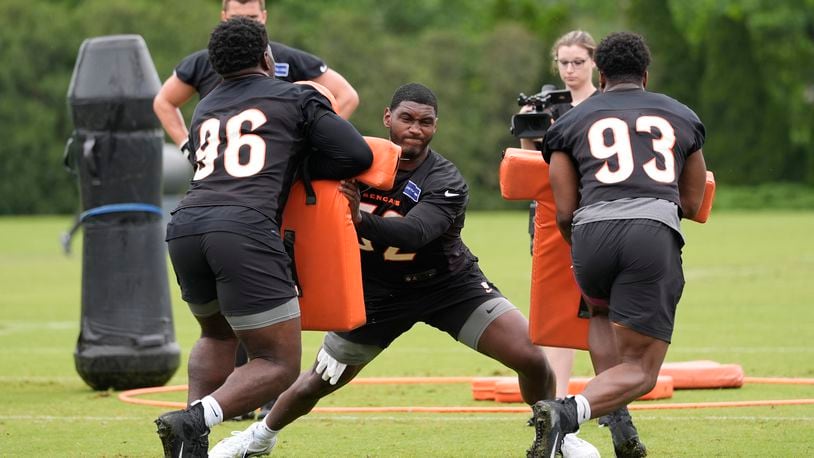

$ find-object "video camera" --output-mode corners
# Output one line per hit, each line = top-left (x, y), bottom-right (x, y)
(510, 84), (572, 139)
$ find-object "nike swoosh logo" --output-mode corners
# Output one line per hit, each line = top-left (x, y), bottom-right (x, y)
(485, 306), (497, 314)
(320, 64), (328, 73)
(444, 190), (460, 197)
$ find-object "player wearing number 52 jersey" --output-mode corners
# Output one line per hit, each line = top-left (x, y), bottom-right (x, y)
(154, 18), (372, 458)
(528, 32), (708, 458)
(355, 149), (472, 298)
(208, 83), (558, 458)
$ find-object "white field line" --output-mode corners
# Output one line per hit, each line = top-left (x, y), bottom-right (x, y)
(301, 414), (814, 422)
(0, 320), (75, 336)
(0, 375), (81, 383)
(1, 414), (812, 423)
(669, 347), (814, 353)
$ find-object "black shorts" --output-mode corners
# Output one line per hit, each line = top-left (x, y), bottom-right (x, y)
(167, 231), (298, 318)
(571, 219), (685, 343)
(336, 267), (504, 349)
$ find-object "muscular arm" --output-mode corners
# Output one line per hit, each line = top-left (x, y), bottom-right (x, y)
(153, 73), (196, 146)
(307, 111), (372, 179)
(678, 149), (707, 220)
(548, 151), (580, 244)
(357, 202), (455, 252)
(311, 69), (359, 120)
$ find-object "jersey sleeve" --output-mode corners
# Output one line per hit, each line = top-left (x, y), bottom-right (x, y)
(174, 50), (209, 88)
(302, 87), (372, 179)
(541, 118), (570, 163)
(269, 41), (327, 82)
(356, 162), (468, 251)
(684, 108), (706, 156)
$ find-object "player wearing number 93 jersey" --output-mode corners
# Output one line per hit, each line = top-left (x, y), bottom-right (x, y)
(542, 81), (705, 217)
(542, 32), (707, 345)
(527, 32), (708, 458)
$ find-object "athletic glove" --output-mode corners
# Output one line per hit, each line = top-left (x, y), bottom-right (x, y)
(315, 348), (347, 385)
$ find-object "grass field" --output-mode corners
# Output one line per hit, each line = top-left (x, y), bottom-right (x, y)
(1, 211), (813, 457)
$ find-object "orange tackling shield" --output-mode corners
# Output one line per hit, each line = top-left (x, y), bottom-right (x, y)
(279, 137), (400, 331)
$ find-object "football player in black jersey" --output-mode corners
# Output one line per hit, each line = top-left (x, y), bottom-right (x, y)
(208, 83), (558, 457)
(519, 30), (645, 458)
(527, 32), (708, 458)
(153, 18), (372, 458)
(153, 0), (360, 155)
(154, 0), (360, 421)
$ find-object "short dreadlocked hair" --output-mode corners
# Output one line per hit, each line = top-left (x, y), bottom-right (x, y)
(208, 17), (268, 77)
(594, 32), (651, 84)
(389, 83), (438, 116)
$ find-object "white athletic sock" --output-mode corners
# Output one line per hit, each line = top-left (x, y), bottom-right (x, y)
(200, 395), (224, 428)
(254, 421), (278, 441)
(572, 394), (591, 425)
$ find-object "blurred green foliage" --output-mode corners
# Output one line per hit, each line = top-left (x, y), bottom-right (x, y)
(1, 0), (812, 214)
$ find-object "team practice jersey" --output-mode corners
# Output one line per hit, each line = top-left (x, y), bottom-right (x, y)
(175, 41), (327, 98)
(355, 151), (478, 297)
(543, 88), (705, 209)
(174, 75), (334, 226)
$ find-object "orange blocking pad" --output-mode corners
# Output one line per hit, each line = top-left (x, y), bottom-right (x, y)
(528, 174), (589, 350)
(691, 171), (716, 223)
(280, 180), (366, 331)
(659, 360), (744, 389)
(498, 147), (589, 349)
(471, 377), (515, 401)
(356, 137), (401, 190)
(499, 148), (548, 201)
(494, 378), (523, 403)
(567, 376), (674, 401)
(473, 376), (674, 403)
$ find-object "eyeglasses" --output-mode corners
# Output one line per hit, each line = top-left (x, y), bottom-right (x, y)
(555, 58), (587, 69)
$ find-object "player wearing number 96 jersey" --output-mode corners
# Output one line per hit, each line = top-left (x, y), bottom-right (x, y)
(155, 18), (372, 458)
(528, 32), (708, 458)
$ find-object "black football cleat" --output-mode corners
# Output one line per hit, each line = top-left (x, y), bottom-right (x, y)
(154, 402), (210, 458)
(599, 406), (648, 458)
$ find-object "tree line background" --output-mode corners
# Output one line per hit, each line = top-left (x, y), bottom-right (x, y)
(1, 0), (812, 214)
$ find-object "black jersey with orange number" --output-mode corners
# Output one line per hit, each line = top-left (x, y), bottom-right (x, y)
(355, 150), (478, 297)
(176, 74), (332, 225)
(543, 88), (705, 208)
(175, 41), (327, 98)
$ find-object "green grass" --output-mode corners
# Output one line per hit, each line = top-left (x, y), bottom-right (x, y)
(1, 212), (813, 456)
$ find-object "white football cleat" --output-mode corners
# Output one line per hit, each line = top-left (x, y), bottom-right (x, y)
(561, 431), (600, 458)
(209, 421), (276, 458)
